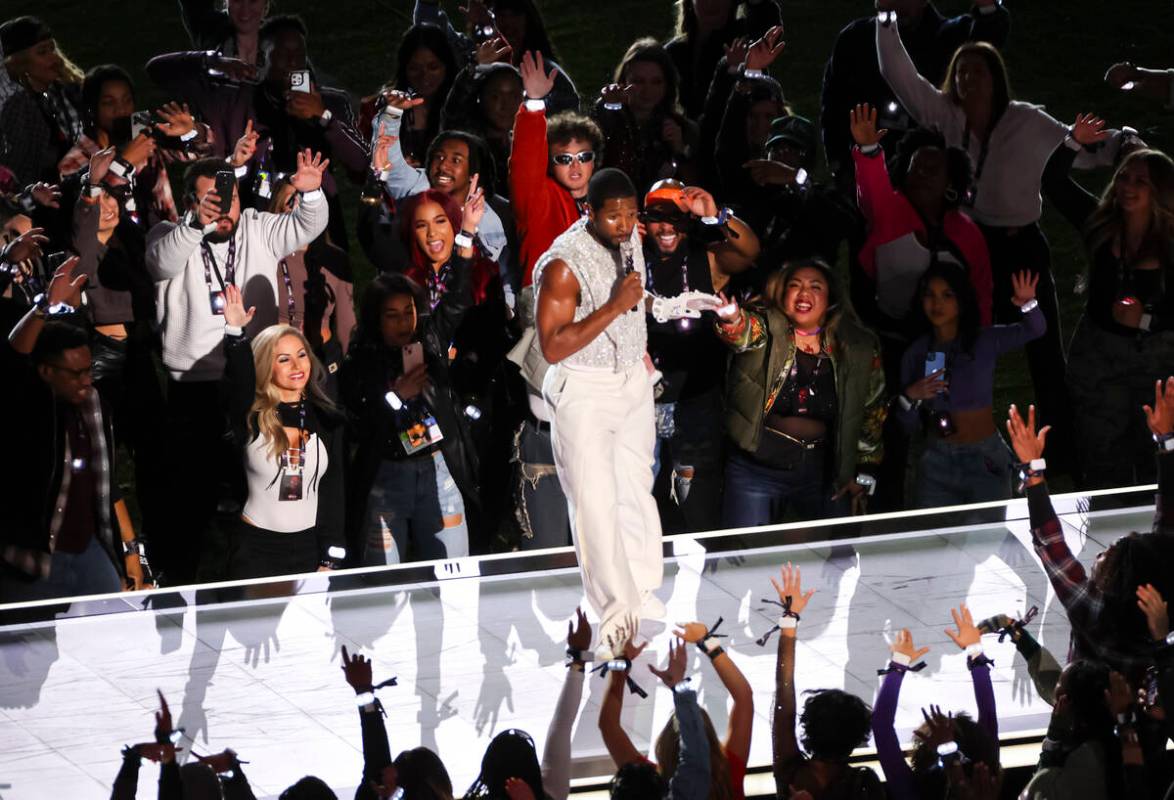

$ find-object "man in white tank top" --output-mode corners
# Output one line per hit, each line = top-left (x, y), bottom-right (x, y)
(534, 169), (664, 654)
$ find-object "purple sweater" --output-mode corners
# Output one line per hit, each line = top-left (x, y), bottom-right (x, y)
(872, 660), (998, 800)
(896, 305), (1044, 431)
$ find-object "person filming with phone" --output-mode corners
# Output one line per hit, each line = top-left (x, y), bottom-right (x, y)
(893, 266), (1043, 508)
(340, 181), (487, 566)
(144, 149), (329, 584)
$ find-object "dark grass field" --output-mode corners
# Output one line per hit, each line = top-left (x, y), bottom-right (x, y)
(17, 0), (1174, 495)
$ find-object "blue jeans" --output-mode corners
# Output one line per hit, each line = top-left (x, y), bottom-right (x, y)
(0, 537), (122, 604)
(914, 432), (1013, 509)
(363, 452), (469, 565)
(722, 448), (842, 528)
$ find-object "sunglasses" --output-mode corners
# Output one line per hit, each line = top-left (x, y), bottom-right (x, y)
(551, 151), (596, 166)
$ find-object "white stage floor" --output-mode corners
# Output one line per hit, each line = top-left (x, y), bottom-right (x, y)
(0, 488), (1156, 799)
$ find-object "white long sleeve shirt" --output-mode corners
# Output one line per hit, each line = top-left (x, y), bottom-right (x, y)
(146, 189), (328, 382)
(877, 18), (1121, 228)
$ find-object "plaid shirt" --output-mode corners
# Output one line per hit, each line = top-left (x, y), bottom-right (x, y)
(1028, 453), (1174, 672)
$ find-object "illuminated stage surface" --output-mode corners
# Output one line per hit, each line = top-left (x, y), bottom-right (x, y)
(0, 487), (1157, 799)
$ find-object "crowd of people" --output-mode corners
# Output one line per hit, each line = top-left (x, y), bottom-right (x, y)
(3, 0), (1174, 796)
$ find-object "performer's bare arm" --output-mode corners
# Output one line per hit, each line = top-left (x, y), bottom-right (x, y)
(536, 259), (645, 363)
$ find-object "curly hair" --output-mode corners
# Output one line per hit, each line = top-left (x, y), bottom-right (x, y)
(799, 689), (872, 761)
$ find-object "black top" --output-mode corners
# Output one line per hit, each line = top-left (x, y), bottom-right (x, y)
(767, 350), (838, 425)
(644, 241), (727, 403)
(1043, 144), (1173, 335)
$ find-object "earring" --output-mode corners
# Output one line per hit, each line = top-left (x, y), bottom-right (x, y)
(944, 188), (958, 203)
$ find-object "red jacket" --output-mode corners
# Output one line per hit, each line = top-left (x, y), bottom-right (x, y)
(509, 106), (581, 287)
(854, 147), (992, 325)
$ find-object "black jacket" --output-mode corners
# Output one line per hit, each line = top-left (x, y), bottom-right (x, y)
(340, 254), (481, 553)
(1, 354), (123, 579)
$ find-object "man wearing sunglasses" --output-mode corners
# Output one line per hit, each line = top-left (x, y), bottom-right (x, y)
(3, 259), (146, 602)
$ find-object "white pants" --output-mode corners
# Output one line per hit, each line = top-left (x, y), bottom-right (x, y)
(543, 361), (664, 641)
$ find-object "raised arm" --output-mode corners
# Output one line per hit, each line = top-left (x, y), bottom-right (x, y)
(222, 284), (258, 428)
(340, 645), (394, 796)
(871, 630), (928, 800)
(849, 103), (897, 227)
(541, 609), (590, 800)
(990, 271), (1046, 355)
(598, 625), (647, 768)
(375, 93), (431, 200)
(945, 603), (998, 748)
(259, 150), (330, 258)
(8, 256), (86, 355)
(676, 617), (753, 767)
(770, 563), (816, 794)
(713, 296), (768, 353)
(1106, 62), (1174, 105)
(649, 639), (710, 800)
(876, 15), (955, 132)
(146, 180), (226, 282)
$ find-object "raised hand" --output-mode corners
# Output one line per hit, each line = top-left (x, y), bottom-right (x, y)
(223, 283), (256, 328)
(913, 704), (955, 749)
(340, 644), (375, 693)
(672, 622), (709, 644)
(1006, 404), (1049, 463)
(715, 291), (740, 323)
(519, 51), (557, 100)
(383, 89), (425, 112)
(196, 184), (226, 227)
(46, 256), (87, 308)
(230, 119), (260, 168)
(1143, 377), (1174, 437)
(89, 146), (117, 185)
(291, 149), (331, 193)
(154, 689), (175, 743)
(745, 25), (785, 72)
(154, 102), (196, 138)
(648, 637), (688, 687)
(476, 35), (512, 65)
(723, 36), (750, 70)
(771, 562), (817, 617)
(944, 603), (982, 650)
(28, 182), (62, 209)
(460, 173), (486, 233)
(676, 186), (719, 219)
(1105, 62), (1139, 90)
(1070, 112), (1110, 146)
(567, 607), (592, 653)
(372, 134), (397, 173)
(1137, 583), (1169, 641)
(599, 83), (632, 107)
(0, 227), (49, 264)
(850, 103), (888, 148)
(1010, 270), (1039, 307)
(460, 0), (496, 33)
(891, 628), (929, 662)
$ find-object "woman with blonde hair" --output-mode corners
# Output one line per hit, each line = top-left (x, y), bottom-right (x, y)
(222, 284), (347, 578)
(1044, 134), (1174, 488)
(1, 16), (87, 184)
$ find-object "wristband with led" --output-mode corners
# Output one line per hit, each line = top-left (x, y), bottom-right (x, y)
(1155, 432), (1174, 453)
(1019, 298), (1039, 314)
(454, 231), (475, 249)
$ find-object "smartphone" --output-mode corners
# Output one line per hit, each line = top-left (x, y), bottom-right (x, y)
(111, 116), (133, 147)
(402, 342), (424, 373)
(289, 69), (312, 93)
(45, 252), (69, 272)
(131, 110), (152, 140)
(924, 351), (946, 378)
(213, 170), (236, 215)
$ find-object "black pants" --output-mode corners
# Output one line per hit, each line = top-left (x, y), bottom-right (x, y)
(157, 378), (232, 586)
(978, 222), (1075, 472)
(91, 328), (168, 546)
(229, 520), (318, 580)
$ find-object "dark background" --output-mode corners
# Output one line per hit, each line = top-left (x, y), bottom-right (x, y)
(14, 0), (1174, 480)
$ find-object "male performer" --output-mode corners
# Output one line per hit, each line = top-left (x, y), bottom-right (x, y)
(534, 169), (664, 651)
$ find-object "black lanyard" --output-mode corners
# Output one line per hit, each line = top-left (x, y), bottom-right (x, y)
(961, 127), (991, 208)
(201, 237), (237, 293)
(283, 400), (308, 465)
(278, 258), (298, 327)
(426, 261), (454, 310)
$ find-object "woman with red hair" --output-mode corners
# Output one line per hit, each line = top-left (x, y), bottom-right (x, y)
(397, 185), (498, 310)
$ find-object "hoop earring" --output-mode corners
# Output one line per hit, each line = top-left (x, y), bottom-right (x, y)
(944, 188), (959, 203)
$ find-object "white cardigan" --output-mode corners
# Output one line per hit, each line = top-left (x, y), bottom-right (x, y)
(146, 190), (328, 381)
(877, 19), (1120, 228)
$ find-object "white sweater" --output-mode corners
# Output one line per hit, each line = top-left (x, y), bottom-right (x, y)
(146, 190), (328, 381)
(877, 19), (1120, 227)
